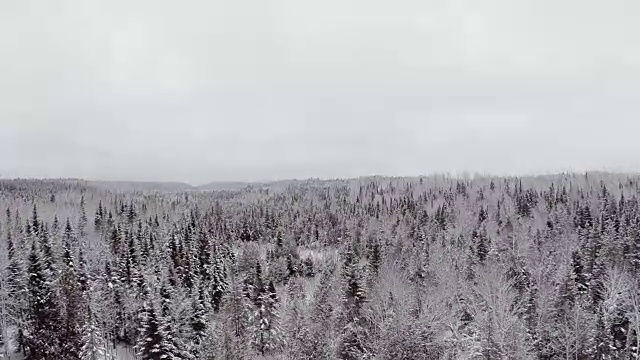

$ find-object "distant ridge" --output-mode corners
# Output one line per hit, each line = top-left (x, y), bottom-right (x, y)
(3, 170), (640, 193)
(196, 181), (253, 191)
(88, 180), (194, 192)
(87, 180), (255, 192)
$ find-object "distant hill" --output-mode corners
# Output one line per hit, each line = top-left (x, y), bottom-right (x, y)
(89, 180), (260, 192)
(88, 180), (194, 192)
(196, 181), (253, 191)
(9, 171), (636, 194)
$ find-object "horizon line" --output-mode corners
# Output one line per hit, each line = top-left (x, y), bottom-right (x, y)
(2, 168), (640, 187)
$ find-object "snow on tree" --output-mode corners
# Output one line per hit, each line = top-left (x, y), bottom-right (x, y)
(80, 302), (107, 360)
(25, 240), (63, 359)
(1, 173), (640, 359)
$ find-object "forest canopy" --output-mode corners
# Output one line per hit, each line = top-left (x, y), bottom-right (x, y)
(0, 172), (639, 359)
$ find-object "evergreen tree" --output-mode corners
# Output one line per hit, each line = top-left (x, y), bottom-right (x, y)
(339, 245), (368, 359)
(60, 235), (85, 359)
(65, 218), (75, 246)
(190, 285), (207, 348)
(284, 280), (312, 360)
(224, 275), (252, 340)
(25, 241), (62, 359)
(38, 223), (56, 278)
(474, 226), (490, 265)
(78, 244), (89, 293)
(94, 200), (104, 233)
(31, 204), (39, 234)
(368, 240), (382, 276)
(80, 303), (107, 360)
(210, 249), (228, 312)
(570, 250), (589, 294)
(585, 307), (611, 359)
(5, 226), (28, 355)
(307, 267), (336, 358)
(136, 301), (179, 360)
(79, 195), (88, 239)
(250, 280), (284, 356)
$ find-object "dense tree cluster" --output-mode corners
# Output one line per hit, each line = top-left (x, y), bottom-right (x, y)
(0, 173), (639, 359)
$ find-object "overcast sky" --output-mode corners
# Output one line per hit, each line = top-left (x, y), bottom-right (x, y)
(1, 0), (639, 184)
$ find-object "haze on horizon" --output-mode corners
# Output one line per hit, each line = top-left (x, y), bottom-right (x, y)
(1, 0), (640, 185)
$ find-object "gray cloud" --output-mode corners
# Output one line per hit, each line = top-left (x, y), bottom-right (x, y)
(1, 0), (639, 184)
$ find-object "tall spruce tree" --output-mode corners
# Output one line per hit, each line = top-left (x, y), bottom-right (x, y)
(250, 279), (284, 356)
(136, 301), (179, 360)
(339, 245), (368, 359)
(60, 235), (85, 359)
(80, 302), (107, 360)
(25, 240), (62, 359)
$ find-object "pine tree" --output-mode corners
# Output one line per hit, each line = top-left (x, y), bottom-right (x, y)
(31, 204), (39, 234)
(585, 307), (611, 359)
(339, 245), (368, 359)
(60, 235), (85, 359)
(307, 267), (336, 358)
(223, 274), (252, 341)
(80, 303), (107, 360)
(474, 226), (490, 265)
(250, 280), (284, 356)
(38, 223), (56, 279)
(284, 280), (312, 360)
(110, 226), (121, 256)
(5, 227), (28, 355)
(210, 249), (228, 312)
(136, 300), (179, 360)
(125, 202), (136, 224)
(65, 218), (75, 246)
(240, 221), (252, 242)
(158, 282), (190, 360)
(368, 240), (382, 276)
(100, 260), (121, 349)
(570, 250), (589, 295)
(25, 241), (62, 359)
(94, 200), (104, 233)
(78, 244), (89, 293)
(190, 286), (207, 348)
(79, 195), (88, 239)
(250, 261), (265, 306)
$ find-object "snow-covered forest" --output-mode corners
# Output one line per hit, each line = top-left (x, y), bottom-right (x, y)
(1, 172), (640, 359)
